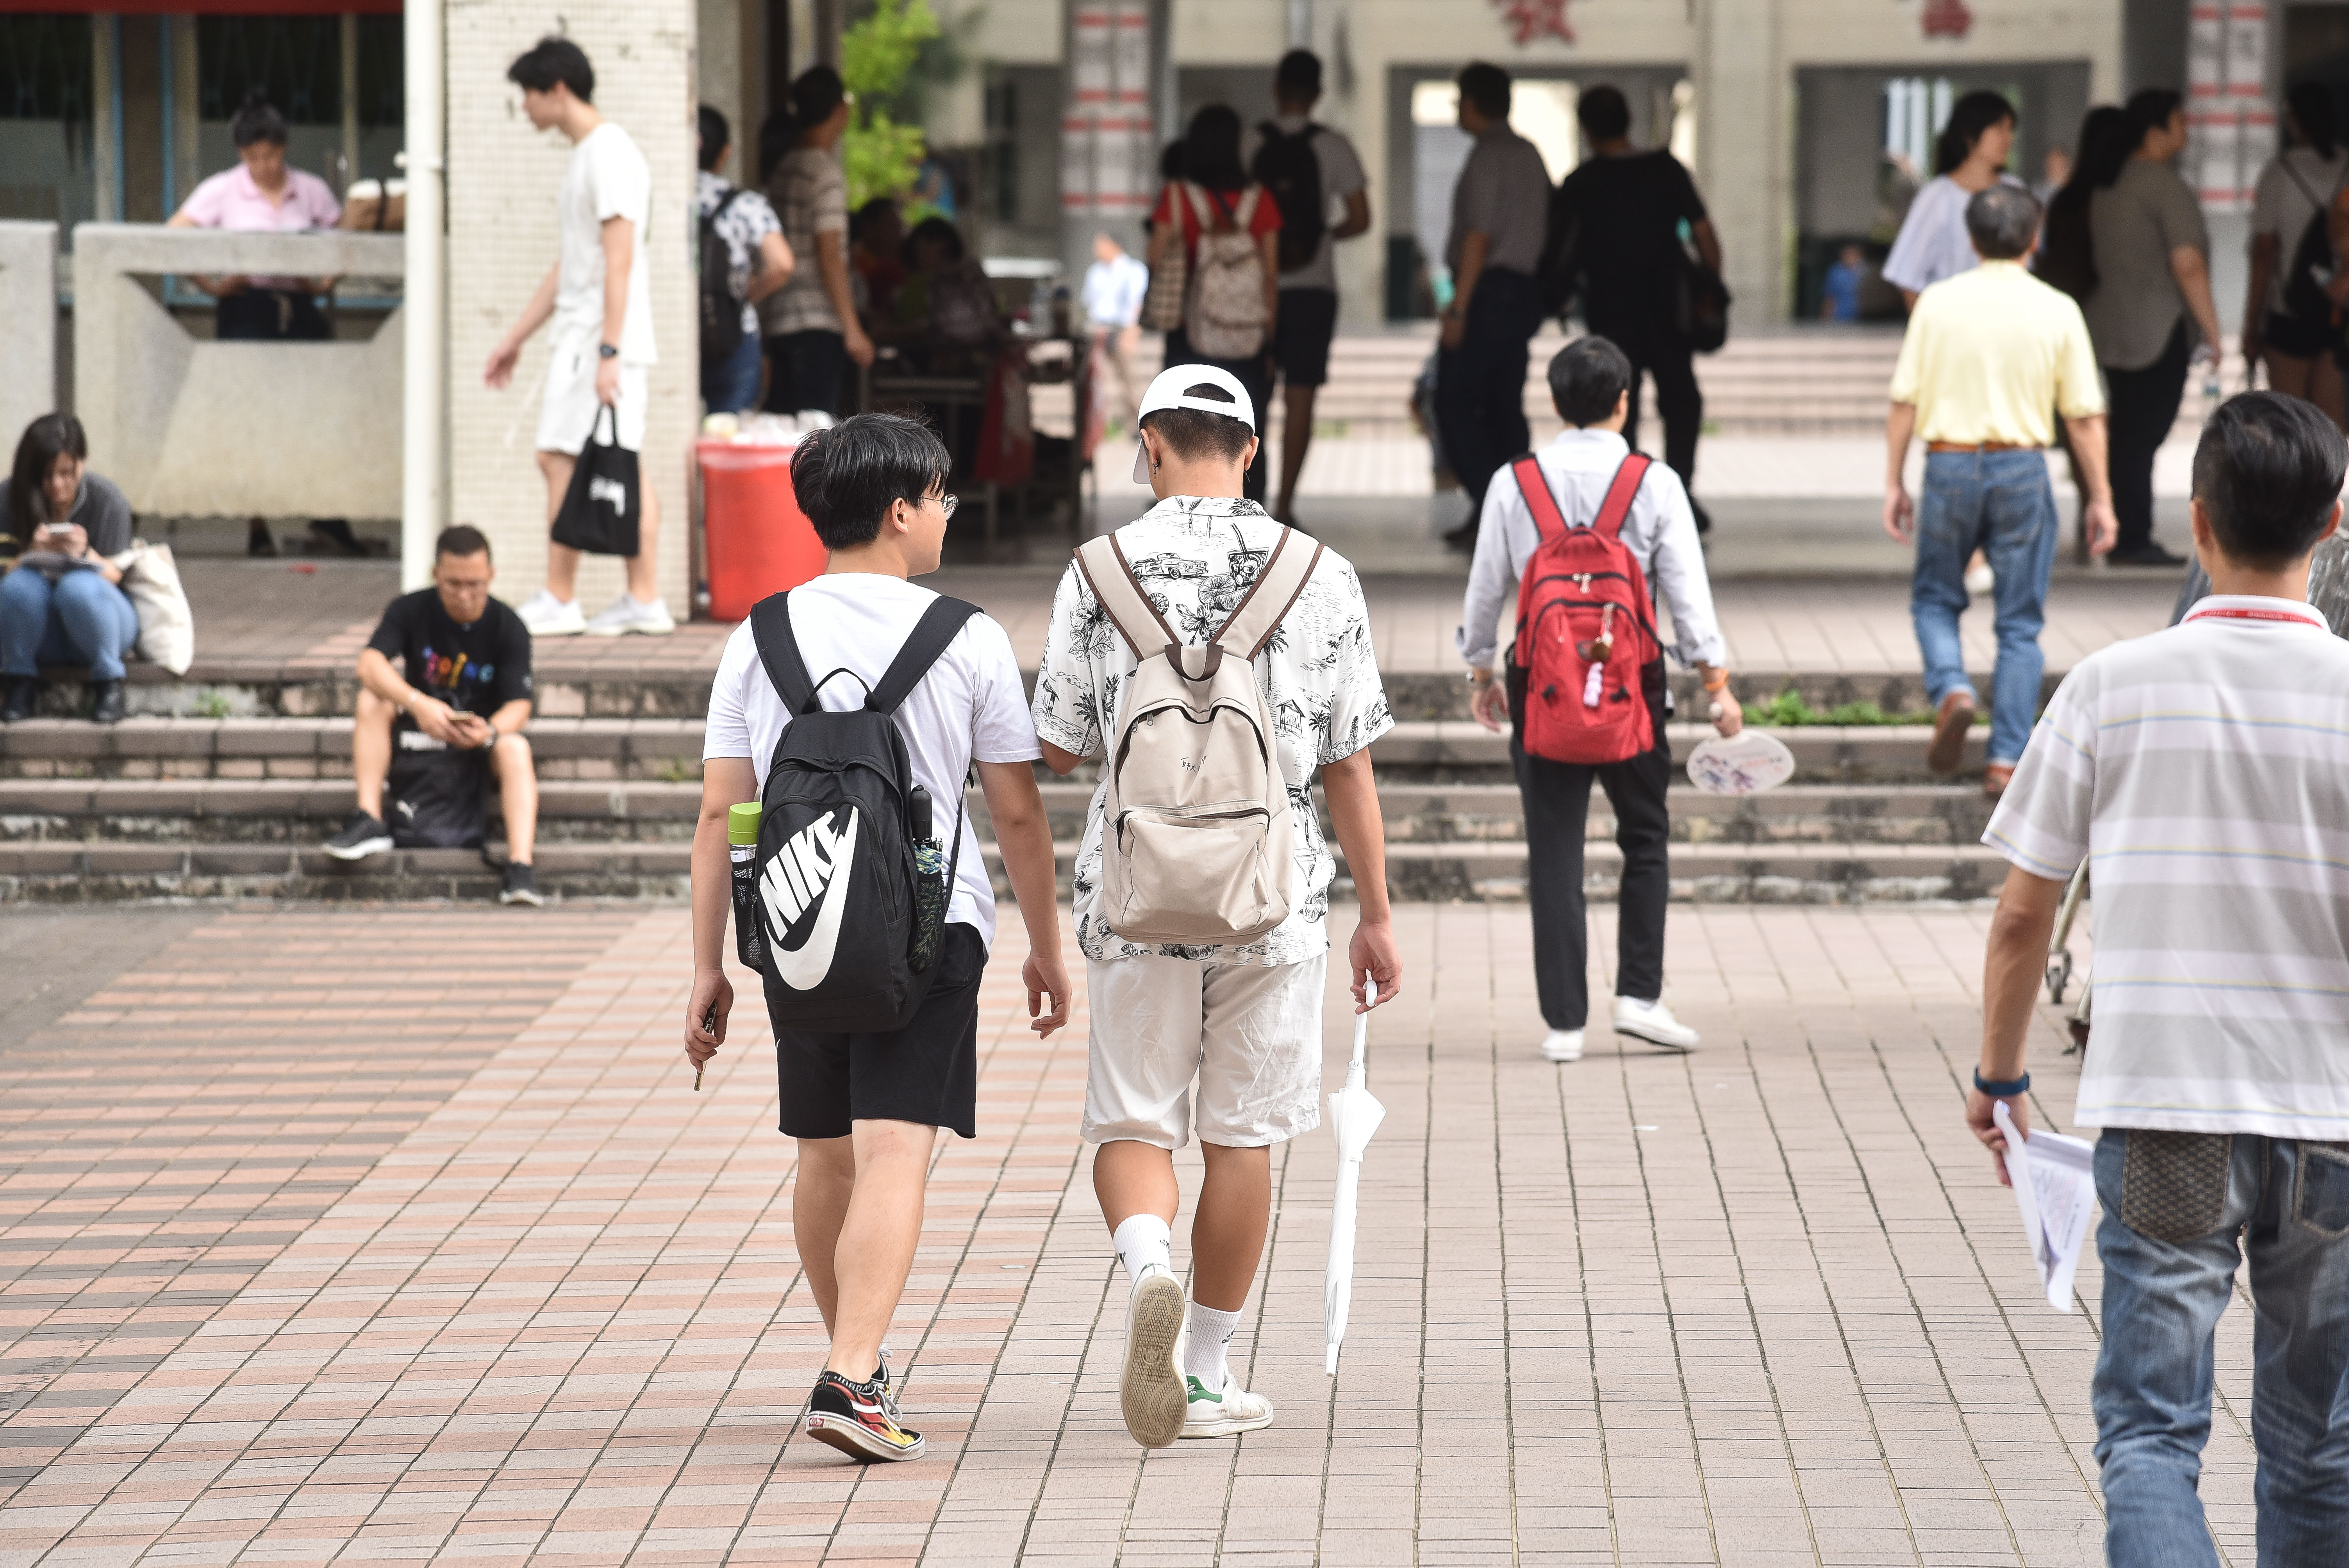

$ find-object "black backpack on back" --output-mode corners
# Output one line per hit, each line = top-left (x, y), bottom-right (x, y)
(699, 186), (751, 366)
(1253, 121), (1326, 275)
(1535, 180), (1581, 319)
(2275, 157), (2347, 357)
(748, 590), (979, 1034)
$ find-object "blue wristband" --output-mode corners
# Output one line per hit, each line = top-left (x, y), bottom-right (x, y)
(1974, 1067), (2031, 1098)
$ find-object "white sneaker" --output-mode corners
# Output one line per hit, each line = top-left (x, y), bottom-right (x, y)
(515, 589), (586, 637)
(1612, 995), (1699, 1052)
(1119, 1267), (1189, 1449)
(1180, 1373), (1275, 1438)
(1964, 560), (1996, 595)
(582, 592), (676, 637)
(1540, 1029), (1585, 1063)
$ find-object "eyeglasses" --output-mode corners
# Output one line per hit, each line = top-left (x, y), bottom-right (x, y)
(937, 493), (959, 520)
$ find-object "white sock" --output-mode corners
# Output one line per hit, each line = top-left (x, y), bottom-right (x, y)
(1112, 1213), (1172, 1286)
(1183, 1302), (1241, 1390)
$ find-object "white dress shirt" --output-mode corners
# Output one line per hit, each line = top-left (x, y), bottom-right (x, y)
(1457, 428), (1726, 672)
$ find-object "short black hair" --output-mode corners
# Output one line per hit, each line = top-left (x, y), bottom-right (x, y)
(1139, 380), (1253, 467)
(1576, 84), (1630, 142)
(2124, 87), (2183, 152)
(1275, 49), (1322, 103)
(508, 36), (594, 103)
(904, 214), (965, 265)
(789, 66), (846, 139)
(789, 413), (953, 550)
(231, 91), (287, 148)
(1548, 337), (1632, 426)
(436, 524), (492, 562)
(697, 104), (729, 171)
(2290, 81), (2339, 160)
(1965, 184), (2041, 260)
(1457, 62), (1510, 121)
(2192, 391), (2347, 571)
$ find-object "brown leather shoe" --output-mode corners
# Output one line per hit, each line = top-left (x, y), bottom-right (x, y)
(1983, 763), (2015, 797)
(1927, 690), (1976, 775)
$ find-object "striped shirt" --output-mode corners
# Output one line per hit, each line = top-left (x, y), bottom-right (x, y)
(1984, 594), (2349, 1138)
(760, 146), (848, 338)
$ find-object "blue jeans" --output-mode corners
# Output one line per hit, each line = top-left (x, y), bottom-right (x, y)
(700, 325), (762, 413)
(2093, 1129), (2349, 1567)
(1910, 448), (2059, 764)
(0, 565), (139, 681)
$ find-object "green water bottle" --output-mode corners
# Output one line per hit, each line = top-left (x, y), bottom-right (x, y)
(729, 803), (765, 972)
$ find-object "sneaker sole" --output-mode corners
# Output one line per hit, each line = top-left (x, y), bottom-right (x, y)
(525, 621), (587, 638)
(499, 890), (546, 907)
(582, 621), (675, 638)
(1926, 702), (1975, 775)
(1120, 1272), (1188, 1449)
(804, 1411), (925, 1462)
(1614, 1020), (1696, 1052)
(322, 837), (393, 862)
(1180, 1404), (1276, 1439)
(1540, 1047), (1584, 1063)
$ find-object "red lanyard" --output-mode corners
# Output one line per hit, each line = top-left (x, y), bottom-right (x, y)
(2183, 605), (2326, 629)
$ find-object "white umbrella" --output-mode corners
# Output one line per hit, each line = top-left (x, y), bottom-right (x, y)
(1324, 1004), (1386, 1375)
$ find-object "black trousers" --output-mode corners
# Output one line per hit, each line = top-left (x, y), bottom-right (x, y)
(216, 289), (331, 341)
(2103, 319), (2192, 555)
(763, 329), (848, 417)
(1592, 311), (1703, 490)
(1435, 267), (1543, 512)
(1514, 732), (1673, 1030)
(1164, 326), (1275, 504)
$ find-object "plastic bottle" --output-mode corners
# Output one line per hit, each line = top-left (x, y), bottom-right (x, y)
(729, 802), (765, 972)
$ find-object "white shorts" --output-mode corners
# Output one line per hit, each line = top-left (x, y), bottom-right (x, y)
(1082, 952), (1327, 1150)
(535, 332), (648, 455)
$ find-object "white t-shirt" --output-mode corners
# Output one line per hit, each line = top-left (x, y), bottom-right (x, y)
(555, 121), (657, 363)
(702, 575), (1041, 949)
(1983, 595), (2349, 1139)
(1267, 114), (1367, 292)
(2250, 146), (2349, 315)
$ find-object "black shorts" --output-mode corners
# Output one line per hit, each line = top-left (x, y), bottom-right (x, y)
(1273, 288), (1339, 388)
(773, 922), (985, 1140)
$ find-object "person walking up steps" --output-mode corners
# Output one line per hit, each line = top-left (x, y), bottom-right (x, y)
(483, 37), (673, 639)
(1460, 337), (1740, 1062)
(1885, 184), (2115, 797)
(1032, 365), (1401, 1448)
(1969, 391), (2349, 1565)
(684, 413), (1070, 1463)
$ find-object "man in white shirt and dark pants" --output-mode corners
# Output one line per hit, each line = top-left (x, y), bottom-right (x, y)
(484, 36), (673, 639)
(1461, 338), (1742, 1061)
(1971, 391), (2349, 1566)
(1081, 233), (1149, 431)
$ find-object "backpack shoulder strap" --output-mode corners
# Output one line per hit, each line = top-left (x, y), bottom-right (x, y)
(866, 596), (983, 715)
(1076, 534), (1179, 659)
(1592, 453), (1653, 542)
(1214, 527), (1321, 659)
(1235, 185), (1260, 227)
(1509, 455), (1567, 544)
(749, 590), (819, 715)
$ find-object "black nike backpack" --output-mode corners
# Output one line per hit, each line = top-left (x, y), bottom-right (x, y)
(747, 590), (979, 1034)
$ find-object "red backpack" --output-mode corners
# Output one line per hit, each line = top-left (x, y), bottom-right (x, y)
(1508, 452), (1663, 765)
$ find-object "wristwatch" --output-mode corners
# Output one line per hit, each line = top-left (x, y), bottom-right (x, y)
(597, 342), (620, 360)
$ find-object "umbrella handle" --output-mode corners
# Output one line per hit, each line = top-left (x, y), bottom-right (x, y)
(1351, 1008), (1370, 1071)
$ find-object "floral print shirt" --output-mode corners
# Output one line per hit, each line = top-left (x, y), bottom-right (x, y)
(1031, 495), (1394, 967)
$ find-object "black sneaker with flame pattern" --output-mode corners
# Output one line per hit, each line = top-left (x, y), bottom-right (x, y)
(803, 1368), (925, 1461)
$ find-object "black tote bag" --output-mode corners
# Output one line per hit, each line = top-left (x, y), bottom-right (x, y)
(550, 405), (642, 557)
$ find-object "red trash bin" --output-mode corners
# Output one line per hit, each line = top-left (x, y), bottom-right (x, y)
(698, 438), (826, 621)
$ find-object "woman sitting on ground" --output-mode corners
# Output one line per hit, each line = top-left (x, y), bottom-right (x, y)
(0, 414), (139, 725)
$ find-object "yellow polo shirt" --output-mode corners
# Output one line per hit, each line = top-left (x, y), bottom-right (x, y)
(1888, 260), (2106, 447)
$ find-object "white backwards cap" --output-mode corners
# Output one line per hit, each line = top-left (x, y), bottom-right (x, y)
(1131, 364), (1256, 483)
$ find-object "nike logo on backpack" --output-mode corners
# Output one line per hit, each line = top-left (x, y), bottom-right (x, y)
(763, 808), (859, 991)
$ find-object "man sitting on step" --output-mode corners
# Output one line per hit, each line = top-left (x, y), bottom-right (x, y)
(1458, 336), (1742, 1064)
(323, 525), (542, 907)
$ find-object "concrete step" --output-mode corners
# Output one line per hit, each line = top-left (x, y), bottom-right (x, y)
(0, 716), (707, 781)
(1369, 721), (1986, 782)
(0, 834), (2005, 905)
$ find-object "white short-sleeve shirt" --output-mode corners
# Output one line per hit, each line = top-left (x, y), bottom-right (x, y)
(555, 122), (657, 362)
(703, 574), (1042, 948)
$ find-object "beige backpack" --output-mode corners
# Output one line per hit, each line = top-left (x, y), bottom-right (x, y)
(1076, 525), (1322, 946)
(1181, 182), (1271, 359)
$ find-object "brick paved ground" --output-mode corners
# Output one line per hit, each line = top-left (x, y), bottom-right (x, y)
(0, 901), (2272, 1565)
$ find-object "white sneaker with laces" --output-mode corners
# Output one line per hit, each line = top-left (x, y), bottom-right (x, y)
(1119, 1267), (1189, 1448)
(1612, 995), (1699, 1052)
(582, 592), (676, 637)
(515, 589), (586, 637)
(1180, 1373), (1276, 1438)
(1540, 1029), (1584, 1063)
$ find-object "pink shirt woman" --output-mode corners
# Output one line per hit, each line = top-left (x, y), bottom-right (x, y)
(167, 93), (342, 330)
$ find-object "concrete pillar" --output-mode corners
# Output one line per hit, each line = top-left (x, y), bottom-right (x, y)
(1691, 0), (1784, 325)
(0, 223), (58, 440)
(446, 7), (697, 614)
(1062, 0), (1154, 283)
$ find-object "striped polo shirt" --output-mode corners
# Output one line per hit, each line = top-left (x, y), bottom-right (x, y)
(1985, 593), (2349, 1138)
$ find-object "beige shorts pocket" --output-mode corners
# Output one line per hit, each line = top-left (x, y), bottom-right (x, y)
(2119, 1130), (2233, 1244)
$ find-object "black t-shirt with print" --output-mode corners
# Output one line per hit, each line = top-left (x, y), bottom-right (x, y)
(366, 589), (533, 719)
(1553, 150), (1708, 325)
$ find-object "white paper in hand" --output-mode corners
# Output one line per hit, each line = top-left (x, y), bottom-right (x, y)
(1993, 1100), (2097, 1311)
(1685, 730), (1796, 796)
